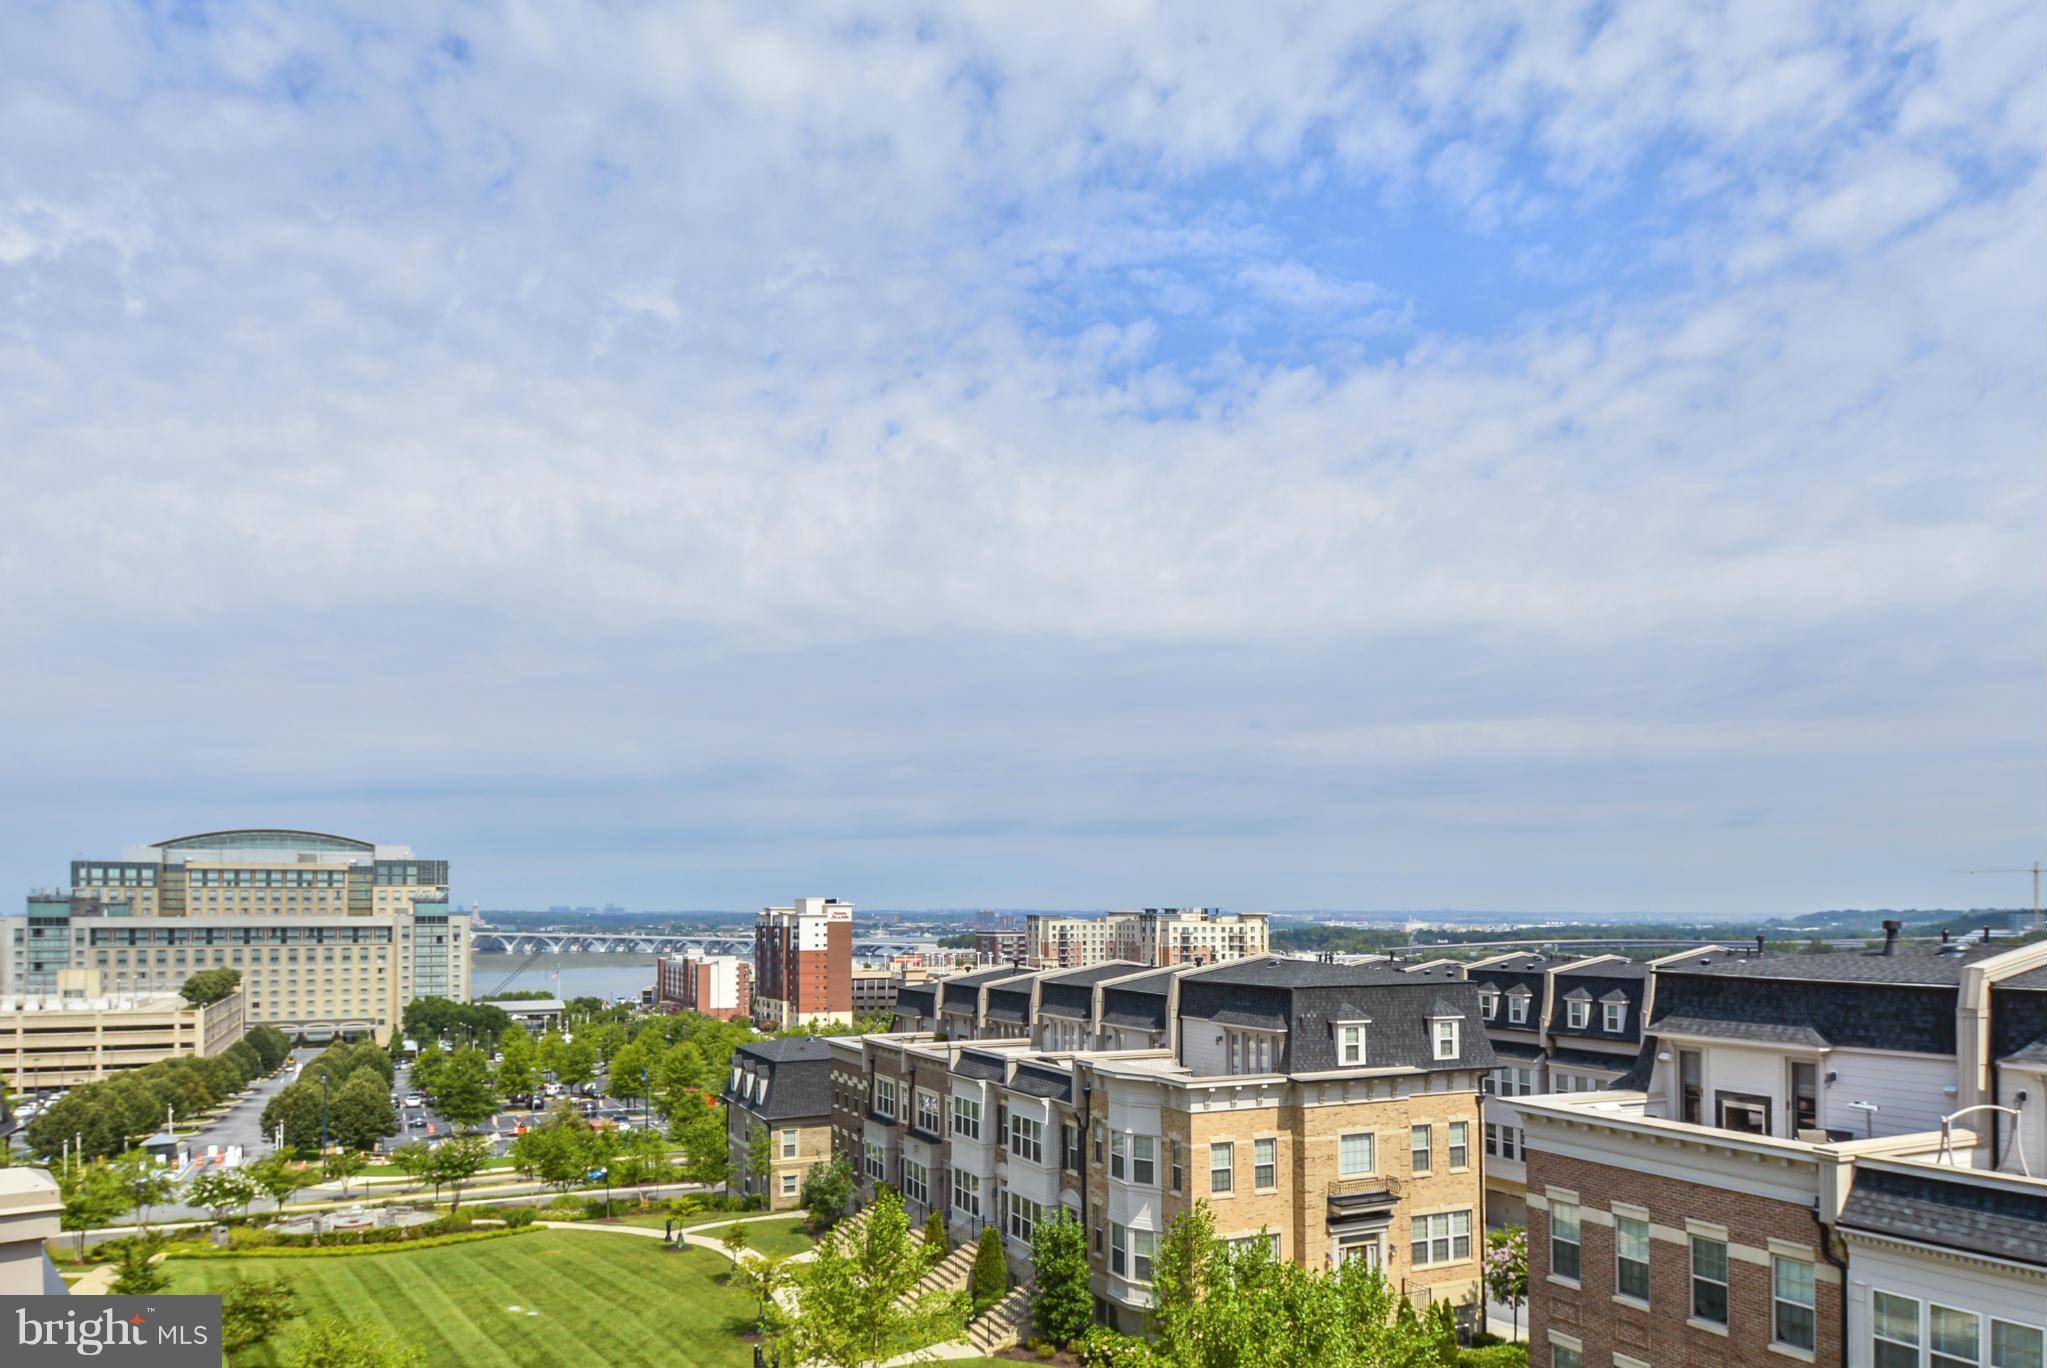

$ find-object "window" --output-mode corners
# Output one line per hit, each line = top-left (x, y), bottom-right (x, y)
(1007, 1192), (1042, 1244)
(951, 1168), (981, 1218)
(1131, 1228), (1156, 1282)
(1993, 1320), (2044, 1368)
(1008, 1113), (1044, 1164)
(1720, 1094), (1771, 1136)
(1169, 1139), (1184, 1193)
(781, 1172), (798, 1196)
(1209, 1141), (1235, 1194)
(780, 1128), (798, 1158)
(1614, 1215), (1650, 1302)
(1567, 999), (1590, 1029)
(865, 1141), (885, 1182)
(1933, 1307), (1981, 1368)
(1550, 1201), (1581, 1282)
(1551, 1344), (1581, 1368)
(1602, 1001), (1625, 1032)
(1772, 1255), (1816, 1352)
(1253, 1137), (1276, 1190)
(1690, 1235), (1728, 1325)
(1411, 1210), (1471, 1266)
(1410, 1125), (1432, 1174)
(1093, 1123), (1104, 1163)
(1338, 1022), (1366, 1065)
(1063, 1124), (1083, 1172)
(916, 1088), (941, 1134)
(874, 1077), (897, 1119)
(1110, 1221), (1128, 1276)
(1339, 1131), (1375, 1176)
(1480, 990), (1498, 1018)
(1448, 1122), (1468, 1169)
(1509, 992), (1530, 1024)
(1433, 1019), (1460, 1059)
(1875, 1292), (1921, 1368)
(1110, 1131), (1126, 1179)
(902, 1158), (929, 1207)
(1679, 1050), (1702, 1125)
(1791, 1061), (1819, 1133)
(1132, 1135), (1157, 1186)
(951, 1095), (981, 1141)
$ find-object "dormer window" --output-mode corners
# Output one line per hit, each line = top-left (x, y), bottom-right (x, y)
(1336, 1020), (1368, 1067)
(1479, 990), (1499, 1019)
(1508, 990), (1530, 1025)
(1602, 1002), (1625, 1033)
(1567, 999), (1589, 1029)
(1432, 1019), (1461, 1060)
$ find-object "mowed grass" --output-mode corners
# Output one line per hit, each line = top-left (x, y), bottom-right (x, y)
(165, 1229), (758, 1367)
(695, 1218), (814, 1258)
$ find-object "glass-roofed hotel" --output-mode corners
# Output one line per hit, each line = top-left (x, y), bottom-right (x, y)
(3, 829), (468, 1043)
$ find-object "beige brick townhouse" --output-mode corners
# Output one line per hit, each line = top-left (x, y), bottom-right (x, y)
(837, 954), (1494, 1332)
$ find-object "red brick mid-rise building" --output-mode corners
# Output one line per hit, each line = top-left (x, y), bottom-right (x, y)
(753, 896), (854, 1029)
(654, 951), (751, 1020)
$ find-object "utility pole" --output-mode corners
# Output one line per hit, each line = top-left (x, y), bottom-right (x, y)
(321, 1071), (330, 1154)
(1958, 863), (2045, 934)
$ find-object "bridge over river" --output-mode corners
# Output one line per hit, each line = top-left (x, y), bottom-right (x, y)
(471, 931), (936, 957)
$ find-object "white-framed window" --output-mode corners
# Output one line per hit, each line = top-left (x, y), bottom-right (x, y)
(1932, 1305), (1982, 1368)
(1551, 1343), (1581, 1368)
(951, 1168), (981, 1218)
(951, 1095), (981, 1141)
(1433, 1019), (1460, 1059)
(1008, 1113), (1044, 1164)
(1339, 1131), (1375, 1176)
(902, 1157), (929, 1207)
(1253, 1137), (1276, 1190)
(1993, 1319), (2044, 1368)
(1410, 1210), (1471, 1266)
(1110, 1221), (1128, 1276)
(1110, 1131), (1126, 1179)
(1603, 1001), (1626, 1032)
(1566, 999), (1589, 1029)
(1447, 1121), (1468, 1169)
(1410, 1124), (1432, 1174)
(873, 1077), (897, 1119)
(780, 1128), (798, 1158)
(1228, 1232), (1281, 1258)
(1550, 1201), (1581, 1281)
(1691, 1235), (1728, 1325)
(1508, 991), (1530, 1024)
(1225, 1028), (1278, 1073)
(1007, 1192), (1043, 1244)
(1479, 990), (1498, 1018)
(1169, 1139), (1184, 1193)
(1131, 1227), (1156, 1282)
(865, 1141), (885, 1182)
(780, 1172), (798, 1196)
(1484, 1122), (1520, 1160)
(1337, 1021), (1367, 1066)
(1132, 1135), (1157, 1186)
(1209, 1141), (1235, 1194)
(1772, 1255), (1816, 1352)
(1875, 1291), (1921, 1368)
(1614, 1214), (1650, 1303)
(915, 1088), (941, 1134)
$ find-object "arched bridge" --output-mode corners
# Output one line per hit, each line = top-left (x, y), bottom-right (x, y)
(470, 932), (937, 957)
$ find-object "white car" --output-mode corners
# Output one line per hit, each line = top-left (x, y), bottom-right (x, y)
(403, 1093), (423, 1107)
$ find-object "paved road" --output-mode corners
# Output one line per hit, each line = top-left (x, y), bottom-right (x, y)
(178, 1046), (318, 1159)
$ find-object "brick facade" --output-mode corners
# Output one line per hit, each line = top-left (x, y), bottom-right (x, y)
(1527, 1148), (1844, 1368)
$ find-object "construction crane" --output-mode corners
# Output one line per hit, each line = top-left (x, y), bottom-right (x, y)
(1955, 862), (2044, 934)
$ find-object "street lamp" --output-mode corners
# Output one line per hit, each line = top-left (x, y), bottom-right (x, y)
(321, 1071), (330, 1155)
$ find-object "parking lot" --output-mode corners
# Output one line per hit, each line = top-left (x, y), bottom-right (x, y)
(379, 1060), (663, 1157)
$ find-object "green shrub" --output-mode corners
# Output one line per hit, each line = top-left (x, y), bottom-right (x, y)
(969, 1222), (1009, 1314)
(497, 1207), (537, 1228)
(1074, 1327), (1158, 1368)
(169, 1228), (532, 1260)
(1458, 1345), (1530, 1368)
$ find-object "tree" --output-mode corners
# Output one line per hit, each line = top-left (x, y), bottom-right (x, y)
(245, 1025), (293, 1073)
(508, 1104), (593, 1191)
(178, 967), (243, 1006)
(1484, 1225), (1529, 1341)
(733, 1252), (793, 1335)
(109, 1234), (170, 1294)
(609, 1127), (673, 1190)
(1029, 1211), (1092, 1348)
(286, 1315), (427, 1368)
(923, 1207), (948, 1255)
(251, 1153), (311, 1212)
(59, 1160), (130, 1252)
(328, 1069), (399, 1152)
(495, 1026), (538, 1098)
(409, 1041), (447, 1098)
(720, 1222), (752, 1261)
(801, 1155), (856, 1229)
(110, 1148), (177, 1230)
(321, 1148), (368, 1199)
(431, 1048), (501, 1130)
(780, 1188), (964, 1368)
(421, 1135), (493, 1210)
(387, 1141), (431, 1192)
(185, 1168), (260, 1221)
(970, 1221), (1010, 1314)
(221, 1274), (302, 1355)
(556, 1036), (598, 1089)
(737, 1121), (772, 1199)
(260, 1081), (326, 1155)
(668, 1090), (728, 1186)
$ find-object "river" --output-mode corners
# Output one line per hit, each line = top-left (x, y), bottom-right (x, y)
(472, 953), (657, 1003)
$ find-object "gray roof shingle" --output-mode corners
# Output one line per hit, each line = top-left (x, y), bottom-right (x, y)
(1655, 1015), (1830, 1047)
(1839, 1165), (2047, 1268)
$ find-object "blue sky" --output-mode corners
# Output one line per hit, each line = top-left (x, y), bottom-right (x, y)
(2, 2), (2041, 916)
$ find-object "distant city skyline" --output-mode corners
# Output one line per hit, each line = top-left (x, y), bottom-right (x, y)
(4, 6), (2040, 917)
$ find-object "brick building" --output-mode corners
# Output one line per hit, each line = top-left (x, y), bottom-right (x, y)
(724, 1037), (834, 1210)
(654, 950), (751, 1020)
(752, 896), (854, 1029)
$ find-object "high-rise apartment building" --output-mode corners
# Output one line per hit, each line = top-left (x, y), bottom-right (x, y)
(3, 829), (467, 1044)
(655, 951), (752, 1020)
(1024, 908), (1270, 968)
(753, 896), (853, 1029)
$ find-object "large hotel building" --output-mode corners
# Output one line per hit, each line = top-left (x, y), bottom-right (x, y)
(1, 829), (469, 1044)
(752, 896), (854, 1029)
(1023, 908), (1270, 969)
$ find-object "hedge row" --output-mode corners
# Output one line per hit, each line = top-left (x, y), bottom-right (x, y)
(166, 1228), (534, 1260)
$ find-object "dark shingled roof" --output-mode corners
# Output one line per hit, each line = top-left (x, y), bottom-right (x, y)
(726, 1038), (832, 1121)
(1489, 1038), (1546, 1060)
(1656, 1015), (1830, 1047)
(1099, 966), (1182, 1031)
(1548, 1046), (1634, 1073)
(984, 983), (1033, 1023)
(954, 1051), (1008, 1081)
(1651, 968), (1956, 1055)
(1839, 1165), (2047, 1268)
(895, 983), (938, 1013)
(1991, 979), (2047, 1064)
(1037, 961), (1148, 1018)
(940, 967), (1021, 1014)
(1046, 962), (1149, 986)
(1665, 944), (2002, 987)
(1009, 1063), (1073, 1101)
(2003, 1039), (2047, 1066)
(1608, 1041), (1656, 1091)
(1550, 966), (1647, 1044)
(1177, 962), (1496, 1073)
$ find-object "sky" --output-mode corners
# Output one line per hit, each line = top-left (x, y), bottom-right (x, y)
(2, 2), (2042, 918)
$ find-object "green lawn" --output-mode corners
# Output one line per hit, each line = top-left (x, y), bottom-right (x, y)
(164, 1229), (762, 1366)
(695, 1218), (814, 1258)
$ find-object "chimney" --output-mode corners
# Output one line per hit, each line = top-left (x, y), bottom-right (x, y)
(1754, 934), (1766, 957)
(1982, 926), (1994, 943)
(1881, 919), (1903, 956)
(1940, 929), (1951, 944)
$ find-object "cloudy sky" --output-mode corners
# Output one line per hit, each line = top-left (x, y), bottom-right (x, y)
(3, 3), (2041, 917)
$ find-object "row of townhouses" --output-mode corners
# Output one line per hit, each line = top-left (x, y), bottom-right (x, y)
(718, 930), (2047, 1363)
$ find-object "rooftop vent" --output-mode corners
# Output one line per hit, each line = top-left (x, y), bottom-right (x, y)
(1881, 919), (1903, 956)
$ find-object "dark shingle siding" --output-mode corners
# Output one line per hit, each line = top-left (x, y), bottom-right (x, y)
(1650, 972), (1957, 1055)
(1038, 982), (1094, 1018)
(1009, 1064), (1073, 1101)
(984, 985), (1032, 1022)
(1839, 1166), (2047, 1268)
(730, 1041), (833, 1121)
(1991, 984), (2047, 1063)
(1549, 970), (1646, 1045)
(954, 1052), (1007, 1081)
(1547, 1046), (1634, 1072)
